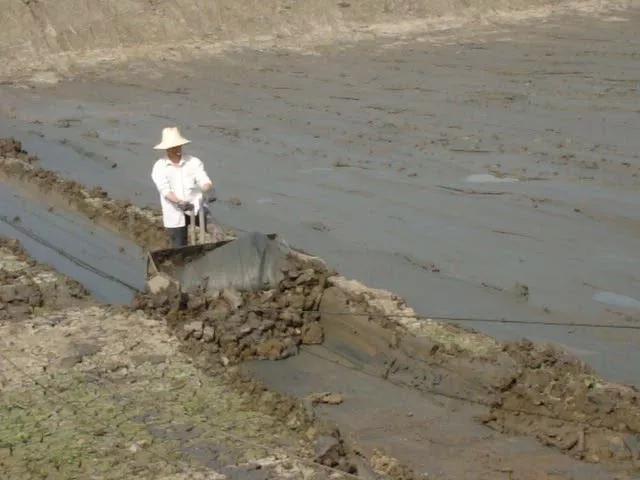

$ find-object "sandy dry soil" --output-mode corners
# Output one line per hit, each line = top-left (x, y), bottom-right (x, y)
(0, 0), (619, 79)
(1, 2), (639, 383)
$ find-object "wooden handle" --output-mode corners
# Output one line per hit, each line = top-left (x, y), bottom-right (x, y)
(198, 207), (206, 244)
(189, 210), (196, 246)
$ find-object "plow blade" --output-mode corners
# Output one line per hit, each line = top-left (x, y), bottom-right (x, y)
(146, 232), (290, 293)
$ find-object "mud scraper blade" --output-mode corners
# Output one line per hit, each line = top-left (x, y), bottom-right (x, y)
(146, 232), (290, 293)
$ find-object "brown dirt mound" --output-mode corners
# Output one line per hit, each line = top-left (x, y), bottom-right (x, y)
(0, 0), (581, 79)
(320, 276), (640, 470)
(134, 251), (332, 365)
(0, 143), (167, 249)
(0, 138), (38, 163)
(0, 237), (88, 320)
(485, 340), (640, 466)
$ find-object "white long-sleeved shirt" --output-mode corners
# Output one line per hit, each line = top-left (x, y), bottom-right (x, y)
(151, 155), (212, 228)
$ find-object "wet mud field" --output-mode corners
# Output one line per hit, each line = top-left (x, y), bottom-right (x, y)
(2, 3), (640, 384)
(2, 145), (640, 479)
(1, 2), (640, 479)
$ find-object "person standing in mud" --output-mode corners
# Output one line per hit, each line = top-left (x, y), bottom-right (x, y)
(151, 127), (216, 247)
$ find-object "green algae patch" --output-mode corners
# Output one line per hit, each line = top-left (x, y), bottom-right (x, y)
(0, 306), (327, 479)
(6, 354), (313, 476)
(0, 354), (313, 479)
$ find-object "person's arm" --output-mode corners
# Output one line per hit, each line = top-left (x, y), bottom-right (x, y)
(165, 191), (182, 204)
(193, 158), (213, 191)
(152, 162), (186, 206)
(192, 158), (215, 202)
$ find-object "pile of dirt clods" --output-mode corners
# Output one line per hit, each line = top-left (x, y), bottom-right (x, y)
(0, 138), (38, 163)
(134, 251), (331, 365)
(0, 238), (88, 320)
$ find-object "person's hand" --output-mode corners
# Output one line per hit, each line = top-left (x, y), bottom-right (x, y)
(204, 188), (217, 204)
(178, 201), (194, 211)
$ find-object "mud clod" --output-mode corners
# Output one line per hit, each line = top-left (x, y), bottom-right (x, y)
(307, 392), (344, 405)
(302, 322), (324, 344)
(0, 138), (38, 163)
(135, 253), (329, 365)
(0, 237), (89, 320)
(370, 450), (418, 480)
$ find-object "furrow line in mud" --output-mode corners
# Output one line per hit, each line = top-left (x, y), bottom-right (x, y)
(2, 140), (640, 475)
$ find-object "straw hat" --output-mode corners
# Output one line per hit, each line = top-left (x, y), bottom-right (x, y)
(153, 126), (191, 150)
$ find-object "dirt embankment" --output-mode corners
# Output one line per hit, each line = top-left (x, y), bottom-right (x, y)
(0, 138), (168, 250)
(135, 250), (330, 365)
(0, 237), (88, 320)
(0, 0), (611, 79)
(320, 278), (640, 469)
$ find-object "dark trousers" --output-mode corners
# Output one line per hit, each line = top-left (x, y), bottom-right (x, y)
(166, 212), (207, 248)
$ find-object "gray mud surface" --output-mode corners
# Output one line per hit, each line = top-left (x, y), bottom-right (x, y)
(2, 4), (639, 383)
(247, 348), (627, 480)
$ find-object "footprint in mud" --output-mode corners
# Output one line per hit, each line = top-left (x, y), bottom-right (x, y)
(82, 130), (100, 139)
(508, 282), (529, 302)
(55, 118), (81, 128)
(227, 197), (242, 207)
(306, 221), (331, 232)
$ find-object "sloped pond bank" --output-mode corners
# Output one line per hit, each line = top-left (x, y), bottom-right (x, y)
(0, 138), (170, 251)
(0, 237), (88, 321)
(1, 141), (639, 478)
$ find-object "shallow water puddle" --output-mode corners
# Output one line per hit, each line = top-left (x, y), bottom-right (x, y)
(298, 167), (333, 174)
(465, 174), (519, 183)
(593, 291), (640, 310)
